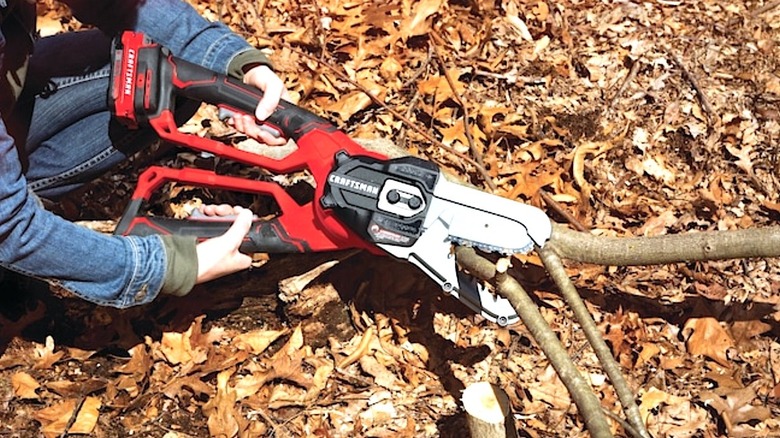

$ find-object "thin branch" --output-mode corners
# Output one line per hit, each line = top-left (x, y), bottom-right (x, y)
(456, 248), (614, 438)
(539, 189), (589, 232)
(429, 31), (491, 179)
(59, 396), (86, 438)
(603, 409), (645, 438)
(669, 51), (716, 123)
(540, 246), (651, 438)
(606, 56), (643, 111)
(752, 0), (780, 16)
(401, 44), (434, 91)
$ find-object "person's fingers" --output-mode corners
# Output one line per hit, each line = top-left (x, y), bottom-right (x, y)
(254, 129), (287, 146)
(255, 79), (284, 121)
(243, 65), (285, 121)
(233, 114), (287, 146)
(195, 207), (254, 284)
(222, 207), (253, 247)
(200, 204), (235, 216)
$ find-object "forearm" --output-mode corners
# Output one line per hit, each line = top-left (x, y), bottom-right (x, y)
(0, 124), (172, 307)
(62, 0), (270, 77)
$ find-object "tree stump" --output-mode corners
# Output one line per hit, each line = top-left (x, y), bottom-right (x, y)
(462, 382), (519, 438)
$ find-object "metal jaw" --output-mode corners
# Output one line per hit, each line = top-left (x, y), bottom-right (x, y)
(378, 216), (520, 326)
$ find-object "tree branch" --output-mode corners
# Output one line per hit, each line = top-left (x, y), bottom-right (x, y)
(549, 223), (780, 265)
(540, 246), (650, 438)
(456, 248), (614, 438)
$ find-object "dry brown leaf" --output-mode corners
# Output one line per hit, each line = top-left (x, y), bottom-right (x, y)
(115, 343), (152, 377)
(505, 0), (533, 42)
(326, 90), (374, 121)
(683, 317), (735, 367)
(359, 355), (403, 391)
(400, 0), (444, 39)
(636, 210), (678, 236)
(34, 397), (101, 438)
(236, 325), (313, 401)
(33, 336), (65, 370)
(572, 141), (614, 193)
(532, 1), (550, 21)
(203, 368), (242, 438)
(635, 342), (661, 368)
(438, 119), (487, 154)
(11, 371), (40, 400)
(159, 317), (213, 366)
(730, 320), (771, 347)
(418, 70), (466, 102)
(638, 387), (688, 423)
(701, 387), (772, 432)
(233, 328), (288, 355)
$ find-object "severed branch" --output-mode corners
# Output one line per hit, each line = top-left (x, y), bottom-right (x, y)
(540, 246), (650, 438)
(462, 382), (519, 438)
(457, 249), (614, 438)
(669, 51), (716, 123)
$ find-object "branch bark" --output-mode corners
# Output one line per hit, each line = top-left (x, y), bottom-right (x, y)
(462, 382), (519, 438)
(540, 246), (650, 438)
(550, 223), (780, 265)
(457, 249), (614, 438)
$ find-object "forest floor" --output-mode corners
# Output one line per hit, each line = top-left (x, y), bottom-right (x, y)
(3, 0), (780, 436)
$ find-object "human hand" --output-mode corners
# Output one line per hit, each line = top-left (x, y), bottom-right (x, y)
(230, 65), (291, 146)
(194, 204), (254, 284)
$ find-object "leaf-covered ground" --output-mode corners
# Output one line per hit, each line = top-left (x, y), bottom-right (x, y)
(3, 0), (780, 436)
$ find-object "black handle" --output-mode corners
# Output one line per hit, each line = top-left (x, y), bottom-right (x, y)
(169, 56), (337, 142)
(119, 215), (309, 254)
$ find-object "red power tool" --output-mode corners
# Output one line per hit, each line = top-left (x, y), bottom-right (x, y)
(109, 31), (554, 326)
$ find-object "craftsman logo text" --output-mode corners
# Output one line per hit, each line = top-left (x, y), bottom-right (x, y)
(124, 49), (136, 96)
(328, 174), (380, 196)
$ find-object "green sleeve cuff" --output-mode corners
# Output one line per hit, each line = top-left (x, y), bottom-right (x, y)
(160, 235), (198, 297)
(227, 48), (273, 80)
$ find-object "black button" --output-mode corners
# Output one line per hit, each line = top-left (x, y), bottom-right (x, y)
(387, 190), (401, 204)
(408, 196), (422, 209)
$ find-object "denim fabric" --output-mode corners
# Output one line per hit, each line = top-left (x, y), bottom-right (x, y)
(0, 0), (255, 307)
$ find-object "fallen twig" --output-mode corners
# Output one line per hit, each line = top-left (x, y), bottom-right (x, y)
(752, 0), (780, 16)
(430, 31), (490, 181)
(456, 248), (614, 438)
(59, 396), (86, 438)
(606, 56), (643, 111)
(669, 51), (716, 124)
(539, 189), (588, 232)
(540, 245), (651, 438)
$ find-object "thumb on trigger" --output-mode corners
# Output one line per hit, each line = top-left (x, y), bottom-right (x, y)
(224, 207), (253, 249)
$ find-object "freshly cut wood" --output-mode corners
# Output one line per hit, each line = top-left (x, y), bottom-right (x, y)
(462, 382), (519, 438)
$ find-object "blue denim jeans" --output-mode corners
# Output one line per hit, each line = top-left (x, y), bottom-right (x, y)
(0, 0), (256, 307)
(20, 30), (197, 198)
(20, 31), (149, 197)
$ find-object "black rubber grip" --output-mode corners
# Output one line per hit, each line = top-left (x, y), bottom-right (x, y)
(120, 216), (309, 254)
(170, 57), (337, 142)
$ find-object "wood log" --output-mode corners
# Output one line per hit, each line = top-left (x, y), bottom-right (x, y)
(462, 382), (519, 438)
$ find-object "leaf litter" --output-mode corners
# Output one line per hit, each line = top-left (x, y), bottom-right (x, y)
(2, 0), (780, 436)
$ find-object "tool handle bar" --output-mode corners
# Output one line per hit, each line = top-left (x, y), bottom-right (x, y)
(169, 56), (336, 142)
(118, 215), (308, 254)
